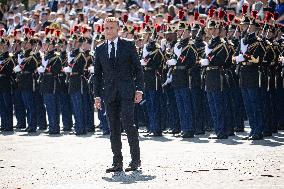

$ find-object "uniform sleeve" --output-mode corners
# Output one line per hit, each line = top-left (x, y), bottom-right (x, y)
(129, 41), (145, 93)
(209, 44), (229, 66)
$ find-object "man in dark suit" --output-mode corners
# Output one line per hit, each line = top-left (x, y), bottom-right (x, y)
(94, 17), (144, 173)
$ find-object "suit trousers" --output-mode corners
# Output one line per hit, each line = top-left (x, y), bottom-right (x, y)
(105, 92), (140, 165)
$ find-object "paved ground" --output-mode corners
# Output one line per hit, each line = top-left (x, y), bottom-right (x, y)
(0, 119), (284, 189)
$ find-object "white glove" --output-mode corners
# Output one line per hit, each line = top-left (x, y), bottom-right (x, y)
(41, 58), (49, 67)
(13, 65), (22, 73)
(174, 43), (182, 58)
(162, 74), (172, 87)
(235, 54), (245, 63)
(17, 54), (24, 64)
(166, 59), (177, 66)
(67, 52), (74, 64)
(200, 59), (209, 66)
(140, 59), (147, 66)
(280, 56), (284, 65)
(0, 60), (3, 65)
(88, 65), (94, 73)
(160, 39), (167, 51)
(240, 38), (248, 54)
(142, 44), (149, 58)
(205, 45), (213, 56)
(37, 66), (45, 73)
(63, 66), (72, 73)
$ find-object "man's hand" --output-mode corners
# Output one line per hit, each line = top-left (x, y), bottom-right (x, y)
(95, 98), (102, 110)
(134, 91), (143, 104)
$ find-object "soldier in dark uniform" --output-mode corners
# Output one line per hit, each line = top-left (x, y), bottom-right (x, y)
(58, 37), (73, 132)
(63, 33), (89, 135)
(274, 28), (284, 130)
(200, 19), (229, 139)
(140, 28), (164, 136)
(166, 21), (196, 138)
(161, 26), (181, 135)
(14, 30), (40, 133)
(38, 31), (62, 135)
(191, 20), (206, 135)
(234, 12), (266, 140)
(227, 18), (246, 133)
(82, 34), (95, 132)
(261, 23), (278, 137)
(10, 32), (27, 130)
(0, 35), (15, 132)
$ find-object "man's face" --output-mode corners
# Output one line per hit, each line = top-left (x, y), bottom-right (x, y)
(104, 21), (119, 41)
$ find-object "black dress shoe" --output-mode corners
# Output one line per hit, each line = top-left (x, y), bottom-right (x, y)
(144, 132), (162, 137)
(235, 128), (245, 132)
(241, 136), (250, 140)
(195, 131), (205, 135)
(263, 132), (272, 137)
(228, 133), (235, 136)
(106, 163), (123, 173)
(248, 134), (263, 140)
(208, 135), (228, 139)
(181, 131), (194, 138)
(125, 161), (141, 172)
(1, 128), (13, 132)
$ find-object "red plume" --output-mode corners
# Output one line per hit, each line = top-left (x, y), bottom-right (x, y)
(194, 12), (199, 21)
(0, 29), (4, 37)
(228, 13), (235, 22)
(273, 12), (279, 21)
(101, 25), (104, 32)
(24, 27), (30, 35)
(55, 30), (61, 37)
(155, 24), (161, 32)
(69, 29), (74, 35)
(234, 18), (240, 24)
(144, 15), (150, 23)
(81, 26), (87, 34)
(29, 29), (35, 36)
(218, 10), (225, 20)
(96, 25), (101, 33)
(167, 15), (173, 23)
(242, 4), (249, 15)
(208, 8), (215, 18)
(73, 25), (79, 32)
(137, 26), (141, 32)
(45, 27), (50, 35)
(251, 10), (258, 19)
(50, 28), (55, 34)
(141, 22), (146, 29)
(123, 14), (128, 23)
(265, 12), (273, 22)
(178, 10), (184, 20)
(200, 19), (205, 26)
(13, 30), (17, 37)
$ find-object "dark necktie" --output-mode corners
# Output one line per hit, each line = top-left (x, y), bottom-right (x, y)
(110, 41), (115, 60)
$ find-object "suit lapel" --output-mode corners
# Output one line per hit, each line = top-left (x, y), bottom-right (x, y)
(116, 38), (122, 64)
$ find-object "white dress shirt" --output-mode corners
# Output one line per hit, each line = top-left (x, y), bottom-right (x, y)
(107, 37), (118, 58)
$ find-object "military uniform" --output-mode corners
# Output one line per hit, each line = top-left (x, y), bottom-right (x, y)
(141, 39), (164, 136)
(0, 49), (15, 131)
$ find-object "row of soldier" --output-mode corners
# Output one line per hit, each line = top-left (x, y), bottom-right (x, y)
(0, 5), (284, 140)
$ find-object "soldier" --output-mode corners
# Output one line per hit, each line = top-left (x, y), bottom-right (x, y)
(166, 20), (196, 138)
(191, 15), (206, 135)
(63, 28), (90, 135)
(140, 26), (164, 137)
(38, 29), (62, 135)
(200, 18), (230, 140)
(233, 6), (266, 140)
(0, 31), (15, 132)
(161, 24), (181, 135)
(14, 28), (40, 133)
(58, 34), (74, 132)
(11, 30), (27, 130)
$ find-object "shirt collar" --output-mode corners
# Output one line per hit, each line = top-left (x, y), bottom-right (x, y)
(108, 37), (119, 46)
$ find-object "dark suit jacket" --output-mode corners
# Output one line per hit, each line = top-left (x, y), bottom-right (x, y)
(94, 37), (144, 102)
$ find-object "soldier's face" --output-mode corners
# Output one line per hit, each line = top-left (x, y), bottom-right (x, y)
(104, 21), (119, 41)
